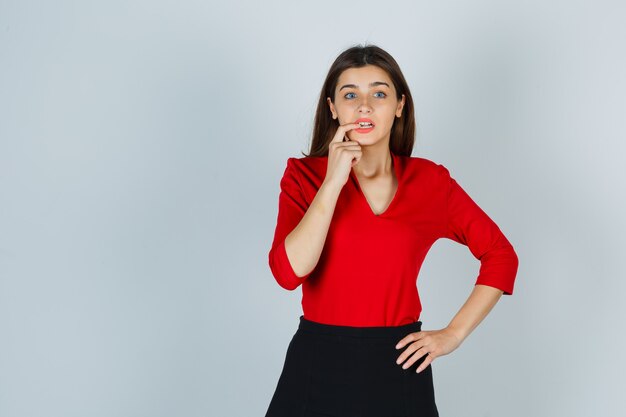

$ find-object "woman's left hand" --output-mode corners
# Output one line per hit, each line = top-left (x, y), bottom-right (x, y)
(394, 327), (463, 373)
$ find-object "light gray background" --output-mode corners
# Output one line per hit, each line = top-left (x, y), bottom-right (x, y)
(1, 1), (625, 416)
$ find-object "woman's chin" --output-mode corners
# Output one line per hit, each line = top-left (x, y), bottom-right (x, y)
(347, 134), (383, 146)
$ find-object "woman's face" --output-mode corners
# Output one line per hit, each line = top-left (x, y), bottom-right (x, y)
(327, 65), (405, 145)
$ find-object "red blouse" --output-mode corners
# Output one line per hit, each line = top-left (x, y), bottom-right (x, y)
(268, 150), (519, 327)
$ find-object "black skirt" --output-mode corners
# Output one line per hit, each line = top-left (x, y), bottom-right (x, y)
(265, 315), (439, 417)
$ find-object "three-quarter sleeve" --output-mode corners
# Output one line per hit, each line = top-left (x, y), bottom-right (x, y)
(268, 158), (313, 290)
(440, 165), (519, 295)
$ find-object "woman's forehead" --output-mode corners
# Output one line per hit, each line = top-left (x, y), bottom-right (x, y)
(336, 69), (395, 96)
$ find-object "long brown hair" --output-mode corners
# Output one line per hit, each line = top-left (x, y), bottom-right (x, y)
(302, 44), (416, 158)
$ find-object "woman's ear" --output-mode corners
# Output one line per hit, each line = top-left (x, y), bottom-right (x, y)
(396, 94), (405, 117)
(327, 97), (337, 119)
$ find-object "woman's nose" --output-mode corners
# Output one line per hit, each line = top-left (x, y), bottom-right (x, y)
(358, 100), (372, 113)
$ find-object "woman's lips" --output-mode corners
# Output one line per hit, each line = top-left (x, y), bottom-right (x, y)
(354, 119), (375, 133)
(354, 125), (375, 133)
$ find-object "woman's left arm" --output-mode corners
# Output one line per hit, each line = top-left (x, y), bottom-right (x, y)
(395, 165), (519, 373)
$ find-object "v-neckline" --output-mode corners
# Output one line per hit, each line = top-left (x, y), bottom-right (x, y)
(349, 150), (401, 217)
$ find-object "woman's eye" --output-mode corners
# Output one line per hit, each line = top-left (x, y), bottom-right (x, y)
(374, 92), (386, 98)
(345, 92), (357, 99)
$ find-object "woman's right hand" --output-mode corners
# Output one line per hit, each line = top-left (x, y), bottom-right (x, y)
(323, 122), (362, 189)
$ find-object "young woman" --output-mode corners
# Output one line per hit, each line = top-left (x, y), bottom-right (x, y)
(264, 44), (519, 417)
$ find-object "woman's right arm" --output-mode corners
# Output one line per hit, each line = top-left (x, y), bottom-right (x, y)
(283, 180), (342, 277)
(268, 123), (361, 290)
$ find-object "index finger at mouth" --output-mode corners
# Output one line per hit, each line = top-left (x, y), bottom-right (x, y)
(331, 123), (359, 143)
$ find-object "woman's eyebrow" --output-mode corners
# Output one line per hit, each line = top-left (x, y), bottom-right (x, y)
(339, 81), (390, 91)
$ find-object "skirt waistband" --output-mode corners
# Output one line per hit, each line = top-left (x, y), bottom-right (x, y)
(297, 315), (422, 339)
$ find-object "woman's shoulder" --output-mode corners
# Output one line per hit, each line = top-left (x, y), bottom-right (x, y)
(402, 154), (450, 178)
(285, 154), (328, 174)
(282, 154), (328, 184)
(288, 154), (327, 165)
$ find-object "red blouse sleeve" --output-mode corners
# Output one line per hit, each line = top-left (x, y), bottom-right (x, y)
(440, 165), (519, 295)
(268, 158), (313, 290)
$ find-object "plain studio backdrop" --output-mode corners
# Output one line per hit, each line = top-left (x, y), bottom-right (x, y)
(1, 1), (625, 416)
